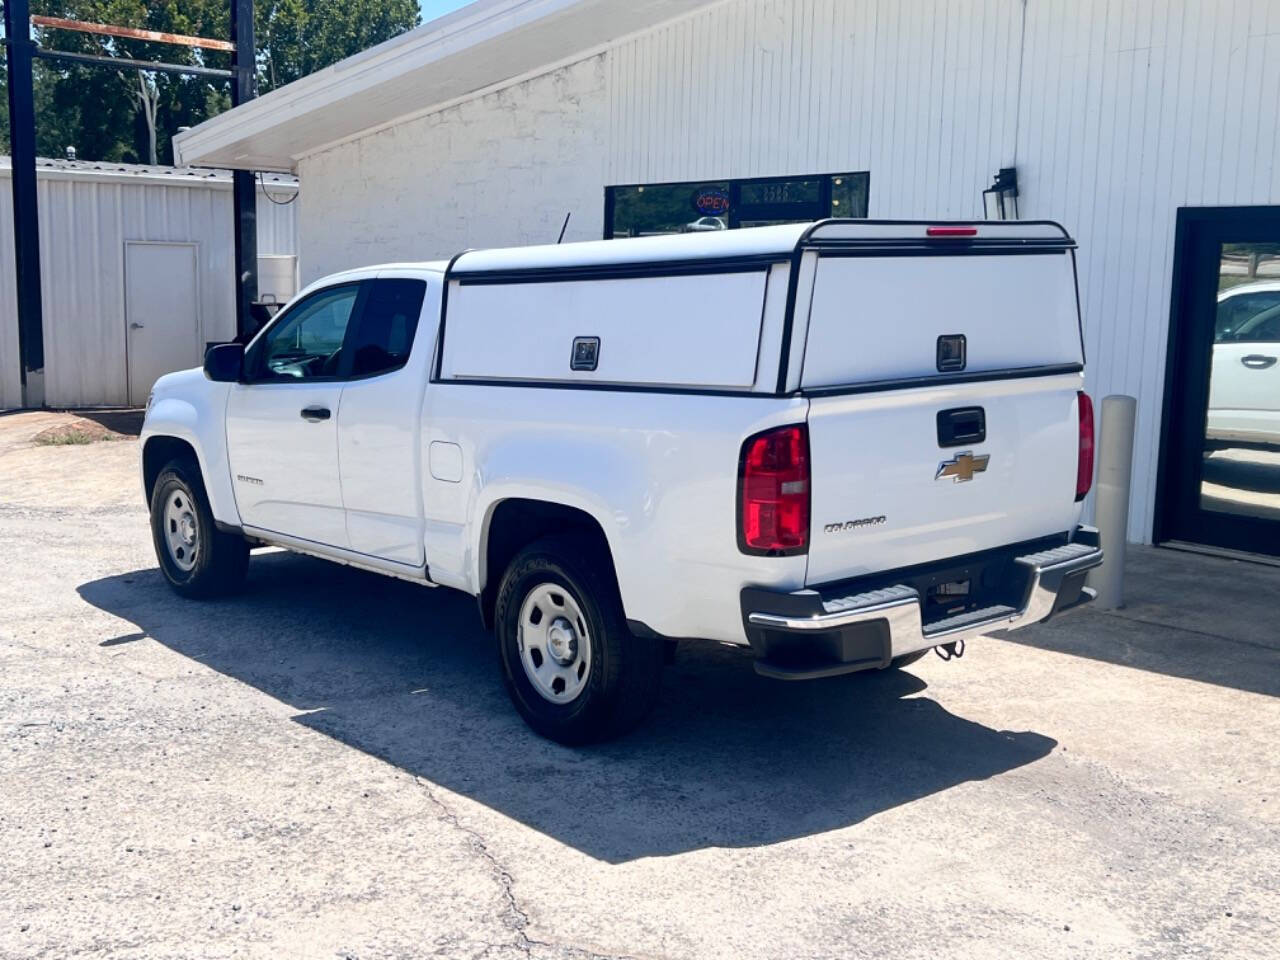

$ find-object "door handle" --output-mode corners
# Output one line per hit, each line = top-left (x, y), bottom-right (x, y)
(129, 322), (145, 330)
(300, 406), (331, 422)
(1241, 354), (1277, 369)
(936, 406), (986, 447)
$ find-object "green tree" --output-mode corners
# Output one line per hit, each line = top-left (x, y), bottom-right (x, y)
(3, 0), (418, 164)
(256, 0), (421, 92)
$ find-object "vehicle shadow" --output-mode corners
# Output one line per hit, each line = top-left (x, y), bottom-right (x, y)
(1004, 546), (1280, 698)
(78, 551), (1056, 864)
(73, 408), (145, 438)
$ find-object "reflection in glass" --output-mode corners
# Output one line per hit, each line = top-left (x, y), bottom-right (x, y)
(830, 175), (869, 221)
(1201, 242), (1280, 521)
(609, 182), (731, 238)
(606, 172), (869, 237)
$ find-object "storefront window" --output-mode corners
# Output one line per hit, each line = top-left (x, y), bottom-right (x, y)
(830, 174), (869, 220)
(604, 172), (869, 238)
(609, 182), (732, 238)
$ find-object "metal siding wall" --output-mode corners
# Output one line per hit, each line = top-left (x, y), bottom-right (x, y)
(40, 177), (128, 405)
(1016, 0), (1280, 542)
(256, 182), (300, 257)
(0, 189), (20, 409)
(0, 172), (298, 408)
(606, 0), (1023, 219)
(606, 0), (1280, 543)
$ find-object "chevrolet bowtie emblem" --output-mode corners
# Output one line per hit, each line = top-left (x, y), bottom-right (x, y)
(935, 451), (990, 483)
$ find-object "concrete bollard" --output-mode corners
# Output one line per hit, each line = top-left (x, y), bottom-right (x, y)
(1087, 394), (1137, 609)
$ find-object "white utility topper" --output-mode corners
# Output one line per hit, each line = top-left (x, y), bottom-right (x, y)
(141, 220), (1102, 743)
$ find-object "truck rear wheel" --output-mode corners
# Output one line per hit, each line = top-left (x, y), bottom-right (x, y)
(495, 535), (663, 745)
(149, 458), (249, 599)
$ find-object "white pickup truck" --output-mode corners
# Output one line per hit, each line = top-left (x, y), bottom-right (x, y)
(141, 219), (1103, 743)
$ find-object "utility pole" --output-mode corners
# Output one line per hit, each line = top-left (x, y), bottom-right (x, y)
(230, 0), (258, 338)
(4, 0), (46, 407)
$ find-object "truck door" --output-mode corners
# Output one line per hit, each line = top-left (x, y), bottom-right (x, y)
(226, 282), (362, 548)
(335, 276), (431, 566)
(1208, 302), (1280, 445)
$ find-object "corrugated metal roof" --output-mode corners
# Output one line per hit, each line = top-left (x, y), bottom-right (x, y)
(0, 156), (298, 189)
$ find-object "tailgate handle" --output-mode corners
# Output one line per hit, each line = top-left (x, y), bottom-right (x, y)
(937, 407), (986, 447)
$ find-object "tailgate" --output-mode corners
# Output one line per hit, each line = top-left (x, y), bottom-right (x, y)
(795, 237), (1086, 586)
(804, 376), (1083, 584)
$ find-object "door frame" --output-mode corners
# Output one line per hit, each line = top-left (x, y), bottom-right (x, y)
(1154, 205), (1280, 555)
(123, 240), (202, 406)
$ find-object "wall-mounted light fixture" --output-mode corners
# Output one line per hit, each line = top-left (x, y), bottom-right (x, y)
(983, 167), (1019, 220)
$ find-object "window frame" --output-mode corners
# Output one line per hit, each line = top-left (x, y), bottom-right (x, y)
(341, 277), (430, 381)
(241, 281), (367, 385)
(239, 278), (432, 385)
(603, 170), (870, 239)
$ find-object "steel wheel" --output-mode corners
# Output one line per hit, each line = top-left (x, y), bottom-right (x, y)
(517, 582), (593, 704)
(162, 487), (199, 572)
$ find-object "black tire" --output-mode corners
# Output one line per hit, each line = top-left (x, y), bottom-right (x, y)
(149, 457), (249, 599)
(495, 535), (663, 745)
(890, 650), (929, 669)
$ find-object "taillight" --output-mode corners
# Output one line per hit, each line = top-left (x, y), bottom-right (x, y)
(1076, 391), (1095, 501)
(738, 424), (810, 554)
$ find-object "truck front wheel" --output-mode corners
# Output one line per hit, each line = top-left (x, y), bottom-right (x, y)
(149, 458), (249, 599)
(495, 535), (663, 745)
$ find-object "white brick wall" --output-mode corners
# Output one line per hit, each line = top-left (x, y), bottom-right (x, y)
(297, 55), (610, 283)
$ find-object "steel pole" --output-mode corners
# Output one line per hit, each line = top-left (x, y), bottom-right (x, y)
(230, 0), (257, 339)
(4, 0), (46, 406)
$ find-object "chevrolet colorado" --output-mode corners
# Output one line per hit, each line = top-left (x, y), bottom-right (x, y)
(141, 220), (1102, 743)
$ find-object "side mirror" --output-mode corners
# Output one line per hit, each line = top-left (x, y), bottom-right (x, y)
(204, 342), (245, 383)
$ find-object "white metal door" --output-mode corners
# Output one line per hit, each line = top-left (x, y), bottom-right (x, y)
(125, 242), (200, 406)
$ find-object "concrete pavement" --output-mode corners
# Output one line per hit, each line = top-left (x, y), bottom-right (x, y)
(1, 411), (1277, 959)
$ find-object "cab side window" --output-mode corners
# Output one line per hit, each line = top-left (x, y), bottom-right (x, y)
(245, 284), (360, 382)
(347, 279), (428, 377)
(1233, 306), (1280, 343)
(1216, 291), (1280, 342)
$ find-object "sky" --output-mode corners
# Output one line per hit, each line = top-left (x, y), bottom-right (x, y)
(419, 1), (474, 24)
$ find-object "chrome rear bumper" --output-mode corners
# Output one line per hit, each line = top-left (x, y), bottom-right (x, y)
(742, 527), (1103, 680)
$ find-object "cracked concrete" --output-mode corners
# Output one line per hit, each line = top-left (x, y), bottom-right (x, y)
(1, 410), (1278, 959)
(411, 776), (623, 960)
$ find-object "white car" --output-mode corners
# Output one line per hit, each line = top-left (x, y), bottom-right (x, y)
(1209, 281), (1280, 447)
(684, 215), (727, 231)
(141, 220), (1102, 743)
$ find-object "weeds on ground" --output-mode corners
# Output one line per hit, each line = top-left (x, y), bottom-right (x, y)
(32, 424), (123, 446)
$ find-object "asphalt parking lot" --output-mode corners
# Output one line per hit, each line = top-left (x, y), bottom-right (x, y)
(2, 411), (1278, 959)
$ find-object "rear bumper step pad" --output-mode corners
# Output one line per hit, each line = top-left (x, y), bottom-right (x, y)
(743, 527), (1103, 680)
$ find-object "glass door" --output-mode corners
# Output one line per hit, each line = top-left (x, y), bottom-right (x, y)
(1157, 207), (1280, 556)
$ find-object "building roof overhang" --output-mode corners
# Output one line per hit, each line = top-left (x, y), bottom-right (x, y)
(174, 0), (711, 173)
